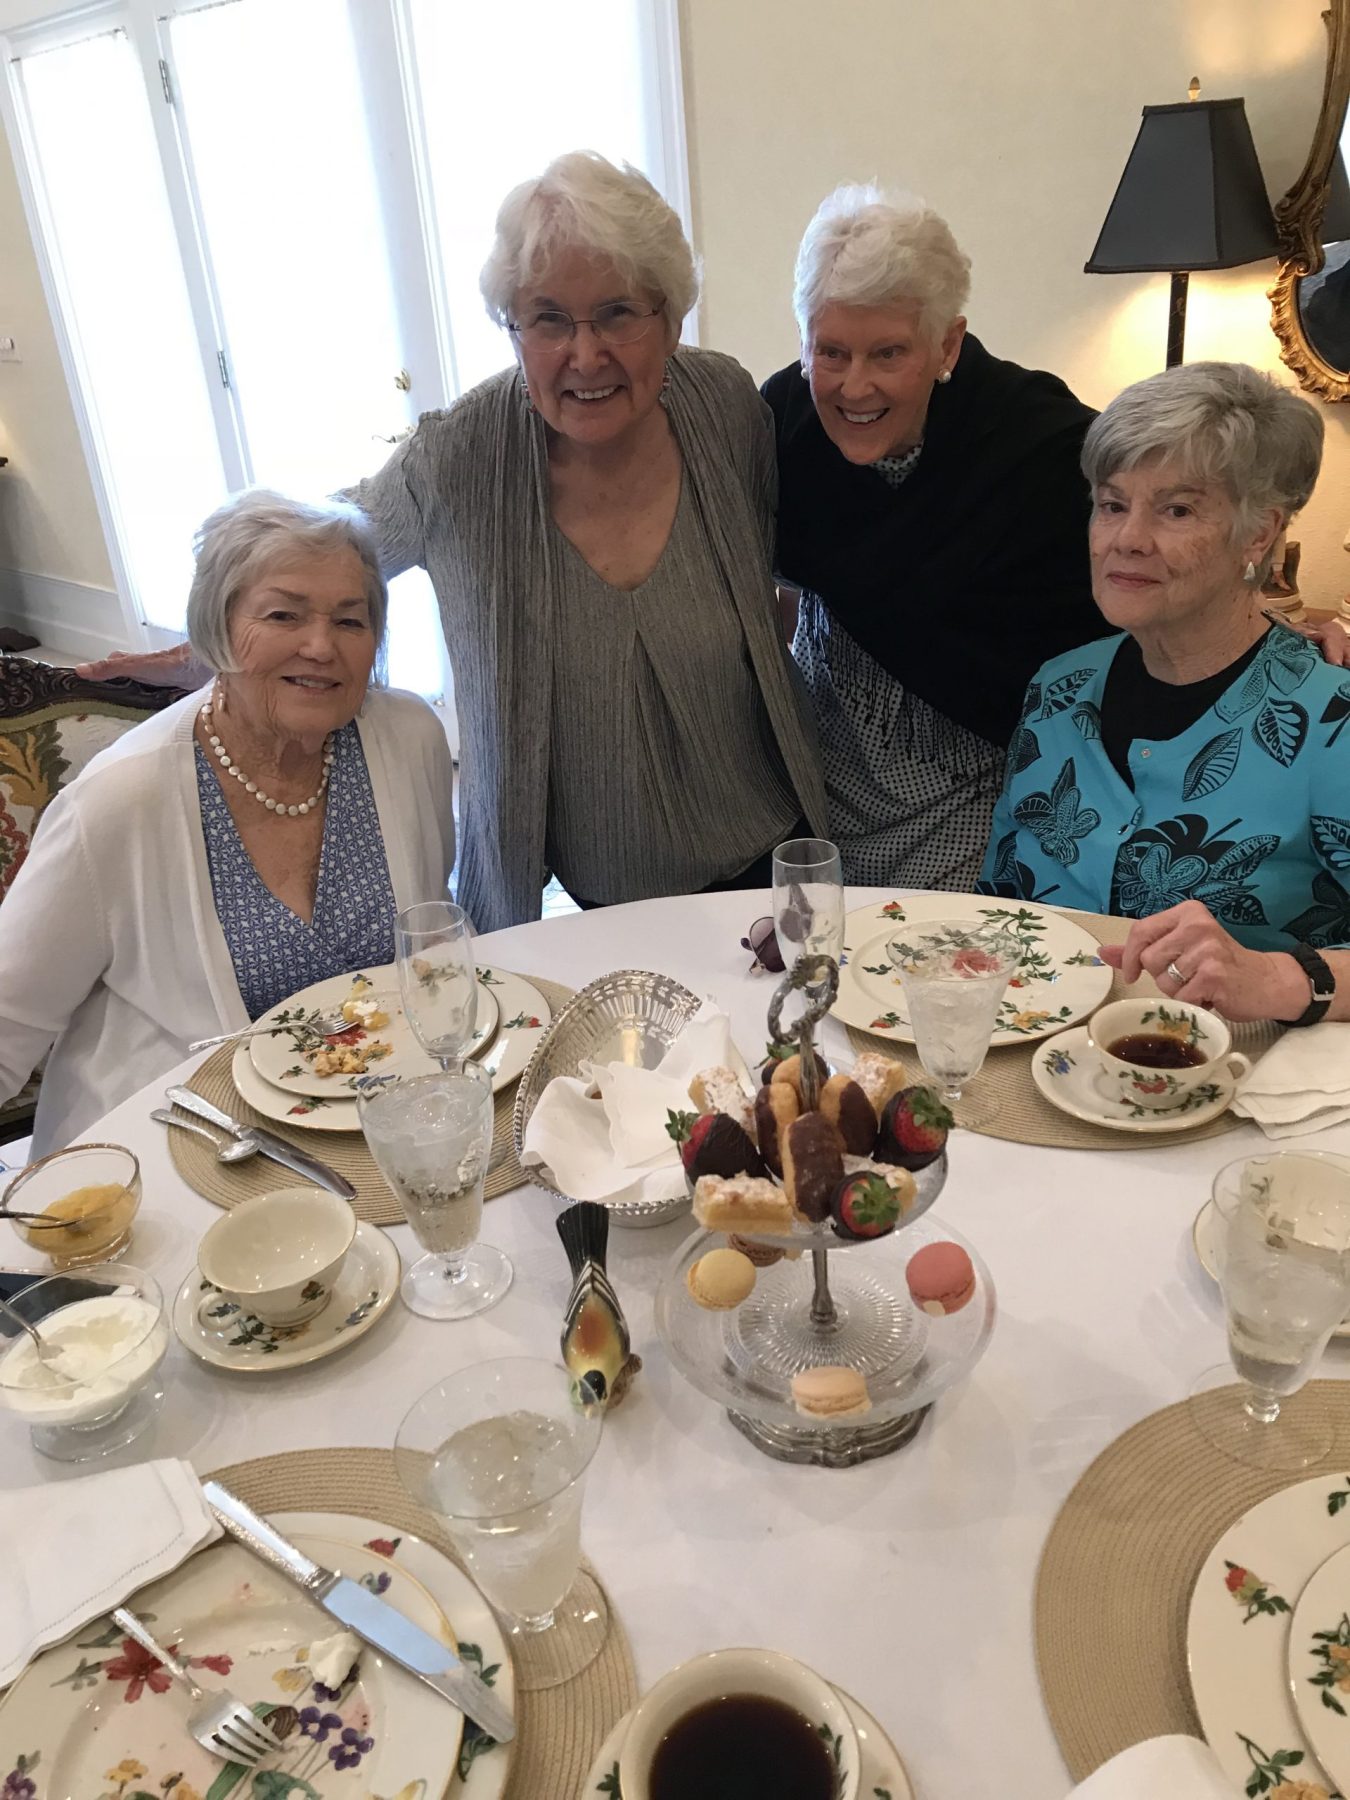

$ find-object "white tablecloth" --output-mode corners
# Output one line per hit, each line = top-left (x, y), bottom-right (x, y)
(6, 888), (1347, 1799)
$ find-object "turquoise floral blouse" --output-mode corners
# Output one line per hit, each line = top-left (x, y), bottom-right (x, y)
(976, 627), (1350, 950)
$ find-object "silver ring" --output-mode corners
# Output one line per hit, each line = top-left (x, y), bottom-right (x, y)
(1165, 960), (1185, 986)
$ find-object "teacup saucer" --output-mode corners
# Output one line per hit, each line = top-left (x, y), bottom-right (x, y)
(1031, 1025), (1235, 1134)
(582, 1681), (914, 1798)
(172, 1218), (400, 1370)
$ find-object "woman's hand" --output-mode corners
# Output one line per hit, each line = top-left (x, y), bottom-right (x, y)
(74, 642), (208, 687)
(1266, 612), (1350, 668)
(1098, 899), (1312, 1022)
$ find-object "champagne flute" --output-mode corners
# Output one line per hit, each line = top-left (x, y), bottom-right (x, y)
(886, 918), (1020, 1128)
(1190, 1151), (1350, 1470)
(396, 900), (477, 1071)
(771, 839), (844, 969)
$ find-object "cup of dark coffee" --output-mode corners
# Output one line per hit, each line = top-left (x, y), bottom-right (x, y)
(1085, 998), (1251, 1112)
(617, 1647), (860, 1800)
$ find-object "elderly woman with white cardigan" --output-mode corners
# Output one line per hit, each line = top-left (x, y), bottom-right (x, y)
(0, 492), (454, 1157)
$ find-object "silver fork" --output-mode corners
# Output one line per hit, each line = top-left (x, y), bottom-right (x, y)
(110, 1607), (283, 1765)
(189, 1008), (354, 1054)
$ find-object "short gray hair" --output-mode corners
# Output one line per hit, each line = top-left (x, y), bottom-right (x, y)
(793, 183), (971, 346)
(186, 489), (388, 676)
(479, 149), (699, 334)
(1082, 362), (1325, 583)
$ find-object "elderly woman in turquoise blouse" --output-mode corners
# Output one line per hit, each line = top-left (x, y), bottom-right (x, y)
(978, 361), (1350, 1027)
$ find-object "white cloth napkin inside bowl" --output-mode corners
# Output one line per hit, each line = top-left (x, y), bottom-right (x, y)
(1232, 1021), (1350, 1138)
(520, 1002), (752, 1208)
(0, 1457), (219, 1689)
(1065, 1735), (1231, 1796)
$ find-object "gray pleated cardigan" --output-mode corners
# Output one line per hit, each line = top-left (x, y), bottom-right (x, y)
(347, 346), (827, 932)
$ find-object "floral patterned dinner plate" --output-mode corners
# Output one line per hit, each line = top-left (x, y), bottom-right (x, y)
(230, 968), (552, 1131)
(1186, 1472), (1350, 1797)
(582, 1682), (914, 1798)
(0, 1528), (463, 1800)
(1031, 1026), (1237, 1133)
(172, 1221), (399, 1371)
(832, 894), (1112, 1047)
(1289, 1542), (1350, 1794)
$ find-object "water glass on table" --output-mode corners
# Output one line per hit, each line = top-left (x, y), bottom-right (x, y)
(771, 838), (845, 971)
(885, 918), (1020, 1128)
(1191, 1151), (1350, 1471)
(357, 1063), (512, 1319)
(396, 900), (477, 1070)
(395, 1357), (607, 1691)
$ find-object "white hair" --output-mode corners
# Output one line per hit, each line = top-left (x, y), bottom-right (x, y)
(1082, 362), (1325, 583)
(479, 150), (699, 334)
(186, 489), (387, 677)
(793, 183), (971, 347)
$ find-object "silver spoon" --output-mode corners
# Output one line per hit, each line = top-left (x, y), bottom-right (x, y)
(0, 1294), (69, 1372)
(151, 1109), (259, 1164)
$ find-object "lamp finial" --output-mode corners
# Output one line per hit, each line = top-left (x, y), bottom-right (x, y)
(1187, 76), (1201, 102)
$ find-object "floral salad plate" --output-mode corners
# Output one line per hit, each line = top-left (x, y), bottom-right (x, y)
(832, 894), (1112, 1047)
(582, 1682), (914, 1799)
(172, 1221), (400, 1371)
(0, 1512), (515, 1800)
(1031, 1026), (1236, 1133)
(248, 967), (499, 1100)
(231, 968), (552, 1131)
(1187, 1472), (1350, 1798)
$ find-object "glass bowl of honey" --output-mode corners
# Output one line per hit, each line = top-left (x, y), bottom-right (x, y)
(3, 1144), (141, 1268)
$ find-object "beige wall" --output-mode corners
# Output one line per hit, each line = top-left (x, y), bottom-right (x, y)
(682, 0), (1350, 606)
(0, 128), (113, 587)
(0, 0), (1347, 618)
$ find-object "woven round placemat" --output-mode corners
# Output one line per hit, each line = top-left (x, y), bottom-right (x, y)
(206, 1445), (635, 1800)
(1035, 1379), (1350, 1782)
(168, 976), (575, 1222)
(844, 909), (1282, 1152)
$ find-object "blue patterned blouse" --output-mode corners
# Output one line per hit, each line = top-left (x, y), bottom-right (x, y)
(977, 627), (1350, 951)
(195, 721), (398, 1019)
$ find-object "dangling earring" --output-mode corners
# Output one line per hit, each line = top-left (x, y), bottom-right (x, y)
(937, 369), (952, 385)
(519, 374), (536, 415)
(1244, 560), (1257, 584)
(659, 363), (673, 408)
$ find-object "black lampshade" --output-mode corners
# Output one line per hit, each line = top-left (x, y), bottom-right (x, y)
(1085, 98), (1278, 274)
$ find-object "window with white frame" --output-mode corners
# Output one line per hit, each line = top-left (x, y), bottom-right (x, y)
(0, 0), (691, 716)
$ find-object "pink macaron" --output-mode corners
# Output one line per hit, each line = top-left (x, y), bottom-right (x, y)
(906, 1241), (976, 1316)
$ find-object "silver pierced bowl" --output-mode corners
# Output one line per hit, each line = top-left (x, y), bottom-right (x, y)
(512, 969), (704, 1228)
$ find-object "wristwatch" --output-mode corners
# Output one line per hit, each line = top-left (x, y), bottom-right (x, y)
(1286, 941), (1336, 1027)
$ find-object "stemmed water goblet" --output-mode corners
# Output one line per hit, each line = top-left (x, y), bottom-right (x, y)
(885, 917), (1020, 1128)
(395, 1357), (608, 1690)
(396, 900), (477, 1071)
(1190, 1151), (1350, 1471)
(771, 838), (845, 972)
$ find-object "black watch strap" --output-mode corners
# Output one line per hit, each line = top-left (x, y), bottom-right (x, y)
(1287, 941), (1336, 1028)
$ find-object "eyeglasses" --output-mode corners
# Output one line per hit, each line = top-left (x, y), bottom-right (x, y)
(507, 302), (663, 350)
(741, 915), (785, 975)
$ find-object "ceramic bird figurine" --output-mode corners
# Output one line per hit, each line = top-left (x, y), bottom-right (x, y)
(556, 1201), (640, 1410)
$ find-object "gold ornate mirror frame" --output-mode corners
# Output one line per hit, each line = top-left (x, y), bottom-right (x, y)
(1270, 0), (1350, 402)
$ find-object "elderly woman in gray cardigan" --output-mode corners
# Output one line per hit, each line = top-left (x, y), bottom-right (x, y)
(91, 153), (825, 931)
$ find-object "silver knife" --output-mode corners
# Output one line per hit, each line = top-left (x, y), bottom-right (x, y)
(201, 1481), (516, 1744)
(165, 1087), (357, 1201)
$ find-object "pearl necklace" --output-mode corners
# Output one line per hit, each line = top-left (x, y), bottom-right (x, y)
(199, 696), (334, 817)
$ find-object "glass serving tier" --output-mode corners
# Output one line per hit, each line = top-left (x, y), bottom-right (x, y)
(655, 1209), (995, 1467)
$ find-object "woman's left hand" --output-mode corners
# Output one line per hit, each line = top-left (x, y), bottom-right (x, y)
(1269, 612), (1350, 667)
(1098, 899), (1310, 1022)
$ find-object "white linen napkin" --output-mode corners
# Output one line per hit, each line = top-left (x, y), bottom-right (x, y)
(0, 1457), (219, 1689)
(520, 1001), (752, 1208)
(1232, 1021), (1350, 1138)
(1066, 1735), (1231, 1797)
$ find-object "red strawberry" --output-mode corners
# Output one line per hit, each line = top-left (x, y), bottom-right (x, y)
(876, 1086), (954, 1170)
(665, 1109), (767, 1180)
(830, 1172), (901, 1240)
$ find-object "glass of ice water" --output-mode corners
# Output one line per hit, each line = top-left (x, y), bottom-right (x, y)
(357, 1064), (512, 1319)
(886, 918), (1020, 1127)
(1191, 1152), (1350, 1470)
(396, 900), (477, 1070)
(395, 1357), (607, 1690)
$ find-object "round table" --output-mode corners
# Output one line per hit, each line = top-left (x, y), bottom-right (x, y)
(5, 887), (1345, 1800)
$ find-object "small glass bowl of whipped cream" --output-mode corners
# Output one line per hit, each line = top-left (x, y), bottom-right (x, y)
(0, 1264), (170, 1460)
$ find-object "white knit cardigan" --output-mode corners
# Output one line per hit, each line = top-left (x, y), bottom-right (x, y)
(0, 686), (455, 1156)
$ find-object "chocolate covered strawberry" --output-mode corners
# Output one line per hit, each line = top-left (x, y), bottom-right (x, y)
(666, 1109), (767, 1181)
(830, 1171), (901, 1241)
(876, 1086), (953, 1170)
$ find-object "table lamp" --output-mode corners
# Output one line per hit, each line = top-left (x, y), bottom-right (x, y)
(1085, 84), (1279, 367)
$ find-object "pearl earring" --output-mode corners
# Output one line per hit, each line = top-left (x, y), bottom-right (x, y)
(937, 369), (952, 385)
(800, 362), (810, 381)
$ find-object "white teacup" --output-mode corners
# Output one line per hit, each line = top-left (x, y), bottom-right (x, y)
(1085, 997), (1251, 1112)
(617, 1647), (860, 1800)
(198, 1187), (356, 1325)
